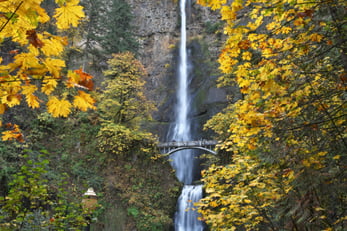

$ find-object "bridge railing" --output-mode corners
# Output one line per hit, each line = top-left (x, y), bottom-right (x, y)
(157, 140), (218, 155)
(158, 140), (217, 148)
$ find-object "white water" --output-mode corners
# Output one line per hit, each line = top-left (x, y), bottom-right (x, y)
(175, 185), (205, 231)
(173, 0), (190, 142)
(170, 0), (204, 230)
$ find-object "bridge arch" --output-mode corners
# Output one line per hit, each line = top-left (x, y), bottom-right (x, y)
(167, 146), (216, 155)
(158, 140), (218, 155)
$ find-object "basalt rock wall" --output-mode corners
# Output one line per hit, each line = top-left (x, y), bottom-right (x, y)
(127, 0), (241, 140)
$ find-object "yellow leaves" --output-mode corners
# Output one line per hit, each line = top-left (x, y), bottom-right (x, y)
(1, 92), (21, 107)
(26, 94), (40, 108)
(21, 85), (37, 96)
(41, 78), (58, 95)
(41, 33), (68, 56)
(209, 200), (219, 207)
(221, 6), (236, 21)
(54, 0), (85, 30)
(47, 90), (95, 117)
(218, 53), (237, 73)
(2, 123), (23, 142)
(0, 104), (5, 114)
(47, 96), (71, 117)
(247, 33), (267, 42)
(10, 53), (40, 71)
(310, 33), (323, 42)
(197, 0), (227, 10)
(199, 0), (347, 229)
(278, 26), (292, 34)
(73, 90), (96, 111)
(22, 85), (40, 108)
(238, 39), (251, 50)
(231, 0), (243, 12)
(66, 70), (80, 88)
(238, 76), (251, 88)
(302, 151), (326, 169)
(0, 0), (96, 142)
(333, 155), (340, 160)
(294, 17), (305, 27)
(35, 4), (50, 23)
(43, 58), (65, 78)
(268, 38), (283, 49)
(266, 21), (281, 31)
(198, 154), (290, 230)
(253, 15), (263, 29)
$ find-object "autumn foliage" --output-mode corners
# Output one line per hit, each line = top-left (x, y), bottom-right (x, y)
(0, 0), (95, 141)
(97, 52), (156, 156)
(196, 0), (346, 230)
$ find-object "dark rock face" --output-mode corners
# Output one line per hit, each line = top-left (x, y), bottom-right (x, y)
(127, 0), (236, 140)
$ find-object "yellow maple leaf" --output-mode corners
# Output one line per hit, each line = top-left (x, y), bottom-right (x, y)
(1, 94), (21, 107)
(43, 58), (65, 78)
(41, 78), (58, 95)
(47, 96), (71, 117)
(41, 34), (67, 56)
(10, 53), (40, 70)
(2, 130), (17, 141)
(73, 90), (96, 111)
(21, 85), (40, 108)
(1, 124), (24, 142)
(21, 85), (38, 95)
(54, 0), (85, 30)
(26, 94), (40, 108)
(66, 70), (81, 88)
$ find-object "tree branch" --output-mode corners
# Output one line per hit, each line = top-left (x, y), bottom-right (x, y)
(0, 1), (24, 33)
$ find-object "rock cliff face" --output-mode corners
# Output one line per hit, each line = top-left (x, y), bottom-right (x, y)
(127, 0), (239, 140)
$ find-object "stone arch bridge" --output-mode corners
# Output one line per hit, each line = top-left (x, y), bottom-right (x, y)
(157, 140), (218, 155)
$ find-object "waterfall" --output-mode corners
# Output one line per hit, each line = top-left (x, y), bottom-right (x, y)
(175, 185), (204, 231)
(169, 0), (205, 230)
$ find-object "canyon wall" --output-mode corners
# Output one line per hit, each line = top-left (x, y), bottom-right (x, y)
(127, 0), (240, 139)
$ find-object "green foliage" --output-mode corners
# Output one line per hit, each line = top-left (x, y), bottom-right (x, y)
(0, 141), (21, 197)
(204, 21), (223, 34)
(127, 207), (139, 218)
(106, 157), (180, 231)
(0, 152), (86, 230)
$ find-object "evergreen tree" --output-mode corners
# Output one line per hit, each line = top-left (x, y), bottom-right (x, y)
(81, 0), (138, 56)
(99, 0), (139, 55)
